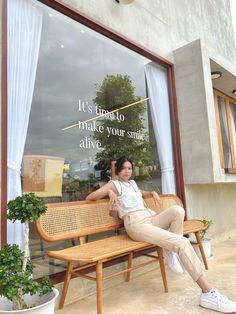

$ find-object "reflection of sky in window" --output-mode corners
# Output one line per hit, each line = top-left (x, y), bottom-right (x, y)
(24, 2), (153, 163)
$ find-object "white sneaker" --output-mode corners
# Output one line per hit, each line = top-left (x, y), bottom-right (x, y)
(200, 288), (236, 313)
(163, 249), (183, 274)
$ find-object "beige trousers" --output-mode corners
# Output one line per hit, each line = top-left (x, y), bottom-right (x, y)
(123, 205), (204, 281)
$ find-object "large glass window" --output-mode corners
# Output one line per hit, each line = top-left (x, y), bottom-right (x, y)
(23, 6), (160, 199)
(7, 0), (177, 277)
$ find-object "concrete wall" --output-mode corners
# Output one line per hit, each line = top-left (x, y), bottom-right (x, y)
(174, 39), (236, 184)
(185, 183), (236, 242)
(173, 38), (236, 238)
(174, 39), (215, 184)
(64, 0), (236, 64)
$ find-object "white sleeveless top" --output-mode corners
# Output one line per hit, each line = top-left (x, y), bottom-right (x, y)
(111, 179), (145, 218)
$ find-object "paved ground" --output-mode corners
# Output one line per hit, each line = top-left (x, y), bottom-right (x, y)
(56, 236), (236, 314)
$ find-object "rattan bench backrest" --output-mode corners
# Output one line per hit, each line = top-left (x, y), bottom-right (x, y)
(144, 194), (183, 213)
(35, 199), (123, 242)
(35, 194), (183, 242)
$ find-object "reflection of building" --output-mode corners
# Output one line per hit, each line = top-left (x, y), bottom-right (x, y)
(68, 159), (96, 180)
(22, 155), (64, 198)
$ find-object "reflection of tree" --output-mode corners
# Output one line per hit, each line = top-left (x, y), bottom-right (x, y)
(93, 75), (150, 166)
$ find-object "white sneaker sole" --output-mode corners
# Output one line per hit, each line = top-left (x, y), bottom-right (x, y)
(200, 300), (236, 313)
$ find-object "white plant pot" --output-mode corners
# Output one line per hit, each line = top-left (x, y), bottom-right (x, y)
(0, 288), (59, 314)
(194, 238), (212, 259)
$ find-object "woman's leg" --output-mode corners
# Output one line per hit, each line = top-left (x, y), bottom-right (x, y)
(124, 211), (204, 282)
(151, 205), (185, 235)
(151, 205), (185, 273)
(197, 274), (212, 292)
(124, 211), (236, 312)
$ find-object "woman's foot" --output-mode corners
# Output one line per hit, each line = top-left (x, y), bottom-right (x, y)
(163, 249), (183, 274)
(200, 288), (236, 313)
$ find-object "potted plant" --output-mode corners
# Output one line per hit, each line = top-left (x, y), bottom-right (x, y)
(200, 218), (213, 258)
(0, 193), (59, 313)
(201, 218), (213, 240)
(193, 217), (213, 260)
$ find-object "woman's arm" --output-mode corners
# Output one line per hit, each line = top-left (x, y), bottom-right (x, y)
(140, 190), (155, 197)
(140, 189), (162, 205)
(86, 181), (117, 201)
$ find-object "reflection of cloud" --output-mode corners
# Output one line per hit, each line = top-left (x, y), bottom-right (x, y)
(36, 6), (148, 97)
(25, 3), (151, 163)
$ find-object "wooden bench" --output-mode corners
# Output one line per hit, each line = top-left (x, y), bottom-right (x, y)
(35, 194), (207, 314)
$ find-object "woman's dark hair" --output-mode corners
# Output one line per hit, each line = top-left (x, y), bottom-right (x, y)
(115, 156), (134, 174)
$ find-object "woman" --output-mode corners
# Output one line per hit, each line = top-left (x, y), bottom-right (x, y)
(86, 156), (236, 313)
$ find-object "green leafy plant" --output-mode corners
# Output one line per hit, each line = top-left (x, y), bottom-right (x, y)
(0, 193), (53, 310)
(201, 217), (213, 240)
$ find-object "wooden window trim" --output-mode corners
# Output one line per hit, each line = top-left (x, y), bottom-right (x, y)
(225, 98), (236, 168)
(214, 92), (224, 168)
(214, 89), (236, 171)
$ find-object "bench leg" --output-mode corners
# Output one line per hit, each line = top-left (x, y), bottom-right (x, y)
(126, 252), (133, 282)
(157, 247), (168, 292)
(195, 231), (208, 270)
(59, 261), (74, 309)
(96, 261), (103, 314)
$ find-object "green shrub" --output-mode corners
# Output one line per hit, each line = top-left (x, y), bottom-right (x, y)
(0, 193), (53, 310)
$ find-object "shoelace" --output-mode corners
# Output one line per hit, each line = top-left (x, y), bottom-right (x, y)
(211, 289), (229, 305)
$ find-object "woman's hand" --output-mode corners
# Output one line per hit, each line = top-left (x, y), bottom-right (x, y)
(108, 189), (119, 209)
(152, 191), (162, 206)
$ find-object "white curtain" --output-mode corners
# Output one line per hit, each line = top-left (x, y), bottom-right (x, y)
(145, 63), (176, 194)
(7, 0), (43, 247)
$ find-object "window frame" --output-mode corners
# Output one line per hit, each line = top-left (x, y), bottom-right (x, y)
(214, 89), (236, 172)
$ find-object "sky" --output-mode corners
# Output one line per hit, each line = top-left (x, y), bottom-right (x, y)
(230, 0), (236, 46)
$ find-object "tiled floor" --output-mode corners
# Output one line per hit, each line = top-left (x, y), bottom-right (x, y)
(56, 236), (236, 314)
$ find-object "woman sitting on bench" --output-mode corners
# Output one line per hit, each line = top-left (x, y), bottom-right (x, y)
(86, 156), (236, 314)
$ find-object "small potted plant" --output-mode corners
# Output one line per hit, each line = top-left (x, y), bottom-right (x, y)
(0, 193), (59, 313)
(201, 218), (213, 240)
(192, 217), (213, 260)
(200, 218), (213, 258)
